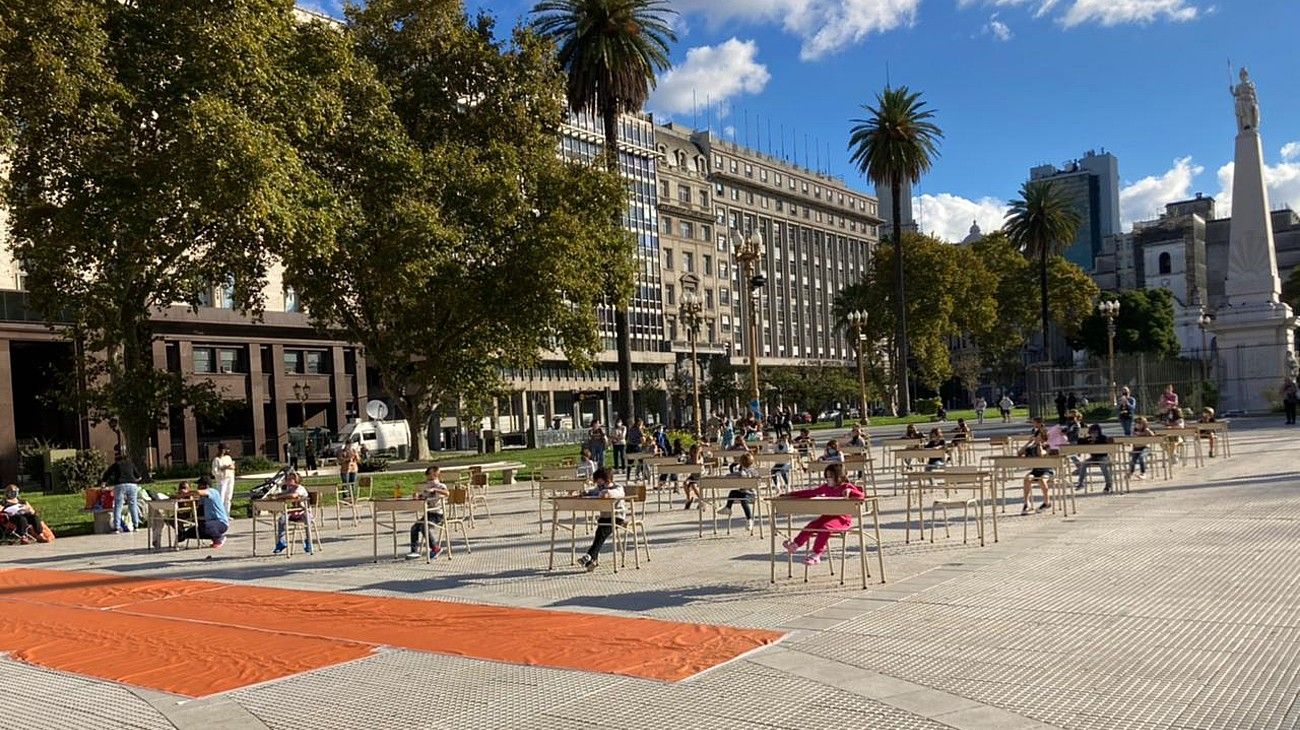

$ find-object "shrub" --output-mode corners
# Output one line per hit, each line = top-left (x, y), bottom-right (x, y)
(360, 457), (389, 473)
(914, 397), (942, 415)
(154, 462), (204, 480)
(1084, 405), (1114, 421)
(52, 449), (109, 494)
(237, 455), (278, 474)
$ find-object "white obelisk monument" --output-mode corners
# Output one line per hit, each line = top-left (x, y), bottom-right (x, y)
(1212, 68), (1298, 413)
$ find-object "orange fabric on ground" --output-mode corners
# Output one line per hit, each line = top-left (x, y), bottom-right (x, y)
(0, 598), (373, 698)
(130, 583), (784, 682)
(0, 567), (224, 609)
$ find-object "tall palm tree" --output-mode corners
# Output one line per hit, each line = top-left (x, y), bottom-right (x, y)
(1004, 180), (1081, 363)
(532, 0), (676, 425)
(847, 86), (942, 415)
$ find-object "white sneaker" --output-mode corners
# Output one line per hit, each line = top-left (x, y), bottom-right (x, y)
(720, 506), (732, 516)
(746, 519), (754, 531)
(404, 551), (421, 560)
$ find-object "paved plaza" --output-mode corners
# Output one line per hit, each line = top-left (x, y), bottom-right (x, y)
(2, 418), (1299, 729)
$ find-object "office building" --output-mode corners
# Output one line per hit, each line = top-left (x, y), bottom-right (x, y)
(1028, 149), (1121, 270)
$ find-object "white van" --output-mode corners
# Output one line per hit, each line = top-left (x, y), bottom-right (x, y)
(331, 419), (411, 459)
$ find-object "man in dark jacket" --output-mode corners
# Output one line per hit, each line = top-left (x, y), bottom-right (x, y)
(101, 448), (142, 533)
(1074, 424), (1114, 493)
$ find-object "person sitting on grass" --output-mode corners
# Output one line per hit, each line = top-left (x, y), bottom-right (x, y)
(721, 452), (759, 529)
(3, 485), (46, 544)
(1074, 424), (1114, 493)
(272, 471), (312, 555)
(1019, 431), (1054, 514)
(1128, 416), (1155, 479)
(577, 468), (625, 572)
(1198, 408), (1218, 458)
(781, 463), (864, 566)
(406, 466), (449, 560)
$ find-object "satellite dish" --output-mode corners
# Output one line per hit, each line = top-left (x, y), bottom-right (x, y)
(365, 400), (389, 421)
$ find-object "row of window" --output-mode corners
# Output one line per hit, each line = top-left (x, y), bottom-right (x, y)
(190, 346), (330, 375)
(711, 153), (877, 217)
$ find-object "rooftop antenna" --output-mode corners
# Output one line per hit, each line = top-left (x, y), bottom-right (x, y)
(705, 93), (712, 133)
(815, 137), (821, 174)
(744, 108), (750, 148)
(767, 118), (773, 157)
(885, 61), (892, 89)
(692, 89), (698, 130)
(780, 123), (786, 160)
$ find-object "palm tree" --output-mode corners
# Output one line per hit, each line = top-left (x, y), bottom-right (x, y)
(1004, 180), (1081, 363)
(847, 86), (942, 415)
(532, 0), (676, 425)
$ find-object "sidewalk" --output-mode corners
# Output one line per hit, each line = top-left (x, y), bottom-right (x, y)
(3, 418), (1297, 729)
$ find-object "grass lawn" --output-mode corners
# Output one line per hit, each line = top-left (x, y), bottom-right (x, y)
(24, 444), (584, 539)
(807, 407), (1030, 430)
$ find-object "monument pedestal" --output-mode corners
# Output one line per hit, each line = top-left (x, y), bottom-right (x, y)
(1211, 302), (1297, 414)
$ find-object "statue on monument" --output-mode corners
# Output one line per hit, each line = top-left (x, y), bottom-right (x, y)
(1231, 67), (1259, 132)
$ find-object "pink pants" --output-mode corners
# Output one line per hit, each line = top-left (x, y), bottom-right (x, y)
(792, 516), (851, 554)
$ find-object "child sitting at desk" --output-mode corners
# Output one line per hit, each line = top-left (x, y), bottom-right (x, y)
(721, 452), (760, 528)
(577, 468), (625, 572)
(406, 466), (450, 560)
(272, 471), (311, 555)
(781, 463), (864, 566)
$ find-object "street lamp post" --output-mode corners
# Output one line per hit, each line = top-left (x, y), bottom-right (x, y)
(1098, 299), (1121, 405)
(846, 310), (870, 422)
(292, 383), (311, 460)
(678, 287), (704, 438)
(1198, 310), (1215, 383)
(732, 228), (766, 418)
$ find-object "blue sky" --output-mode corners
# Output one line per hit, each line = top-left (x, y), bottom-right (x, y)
(310, 0), (1300, 242)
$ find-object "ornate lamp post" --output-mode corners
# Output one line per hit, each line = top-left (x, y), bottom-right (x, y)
(846, 310), (870, 422)
(678, 286), (704, 438)
(292, 382), (311, 431)
(732, 228), (766, 417)
(1098, 299), (1120, 405)
(1198, 309), (1215, 382)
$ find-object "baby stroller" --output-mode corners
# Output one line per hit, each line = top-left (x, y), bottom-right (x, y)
(247, 466), (292, 516)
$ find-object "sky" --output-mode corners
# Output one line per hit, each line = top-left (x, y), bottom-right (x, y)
(307, 0), (1300, 243)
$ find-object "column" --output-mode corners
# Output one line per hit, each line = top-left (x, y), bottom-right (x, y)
(177, 341), (199, 464)
(247, 344), (267, 457)
(0, 341), (15, 484)
(330, 346), (347, 432)
(269, 343), (289, 463)
(352, 347), (368, 420)
(151, 339), (172, 466)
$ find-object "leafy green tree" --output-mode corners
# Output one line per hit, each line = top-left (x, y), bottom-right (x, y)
(1071, 288), (1180, 359)
(1004, 181), (1082, 363)
(531, 0), (676, 426)
(847, 87), (943, 414)
(1043, 256), (1101, 342)
(1284, 266), (1300, 312)
(283, 1), (630, 461)
(703, 359), (740, 416)
(0, 0), (331, 466)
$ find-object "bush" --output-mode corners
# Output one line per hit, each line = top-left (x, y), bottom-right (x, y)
(1201, 380), (1219, 410)
(914, 397), (942, 415)
(237, 455), (278, 474)
(52, 449), (108, 494)
(667, 430), (699, 449)
(359, 457), (389, 473)
(1084, 405), (1114, 421)
(154, 462), (204, 480)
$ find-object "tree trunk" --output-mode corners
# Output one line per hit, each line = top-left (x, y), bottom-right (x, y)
(118, 325), (154, 478)
(1040, 246), (1051, 364)
(603, 108), (635, 425)
(891, 177), (911, 415)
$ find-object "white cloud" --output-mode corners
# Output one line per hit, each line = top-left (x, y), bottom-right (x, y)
(1214, 153), (1300, 220)
(1282, 142), (1300, 162)
(648, 39), (770, 119)
(723, 125), (737, 138)
(983, 13), (1014, 40)
(959, 0), (1200, 27)
(670, 0), (920, 60)
(913, 193), (1010, 243)
(1119, 156), (1202, 227)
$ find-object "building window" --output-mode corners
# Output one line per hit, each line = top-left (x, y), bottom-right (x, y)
(1158, 252), (1172, 275)
(660, 181), (669, 198)
(193, 348), (215, 374)
(305, 350), (327, 374)
(707, 321), (716, 342)
(678, 185), (691, 203)
(680, 221), (694, 239)
(662, 216), (672, 234)
(699, 191), (709, 207)
(683, 251), (695, 273)
(702, 224), (712, 242)
(283, 349), (304, 374)
(664, 249), (674, 269)
(666, 284), (676, 305)
(705, 289), (714, 308)
(720, 287), (730, 305)
(196, 288), (213, 308)
(703, 254), (713, 276)
(217, 347), (243, 374)
(217, 279), (235, 309)
(284, 286), (300, 313)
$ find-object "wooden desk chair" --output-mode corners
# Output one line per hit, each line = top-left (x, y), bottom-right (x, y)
(1160, 427), (1204, 468)
(536, 479), (588, 534)
(841, 454), (878, 497)
(654, 463), (703, 511)
(696, 476), (766, 538)
(466, 472), (492, 526)
(985, 455), (1073, 515)
(287, 489), (323, 553)
(1115, 436), (1172, 481)
(929, 473), (982, 545)
(620, 484), (650, 564)
(429, 492), (471, 558)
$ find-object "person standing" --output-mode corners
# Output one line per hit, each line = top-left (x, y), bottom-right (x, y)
(101, 448), (142, 533)
(610, 419), (627, 471)
(210, 443), (236, 511)
(625, 419), (644, 479)
(1117, 387), (1137, 436)
(999, 393), (1014, 423)
(587, 420), (608, 468)
(337, 441), (360, 497)
(973, 395), (987, 424)
(1067, 392), (1078, 412)
(1054, 392), (1068, 423)
(1281, 380), (1298, 425)
(304, 439), (318, 476)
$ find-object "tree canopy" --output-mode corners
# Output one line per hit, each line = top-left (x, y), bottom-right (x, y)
(1071, 288), (1180, 359)
(283, 0), (632, 460)
(0, 0), (333, 465)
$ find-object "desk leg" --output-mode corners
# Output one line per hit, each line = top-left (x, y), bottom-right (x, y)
(547, 506), (557, 571)
(372, 511), (378, 563)
(872, 507), (886, 584)
(252, 513), (258, 557)
(857, 514), (867, 590)
(990, 483), (998, 543)
(904, 489), (912, 544)
(424, 513), (431, 564)
(769, 510), (776, 585)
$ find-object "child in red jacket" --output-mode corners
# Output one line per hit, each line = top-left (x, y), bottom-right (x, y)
(781, 463), (864, 565)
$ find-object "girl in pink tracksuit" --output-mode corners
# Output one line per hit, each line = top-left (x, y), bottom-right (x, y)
(781, 463), (864, 565)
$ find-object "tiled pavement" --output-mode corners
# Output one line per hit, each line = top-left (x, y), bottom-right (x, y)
(3, 419), (1298, 729)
